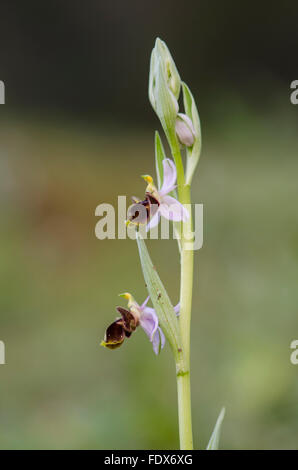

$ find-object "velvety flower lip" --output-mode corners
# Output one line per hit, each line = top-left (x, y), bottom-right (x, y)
(101, 293), (180, 355)
(127, 194), (159, 225)
(145, 159), (189, 230)
(116, 306), (138, 335)
(101, 319), (126, 350)
(100, 306), (138, 349)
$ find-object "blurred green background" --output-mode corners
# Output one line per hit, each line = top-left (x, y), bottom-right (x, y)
(0, 0), (298, 449)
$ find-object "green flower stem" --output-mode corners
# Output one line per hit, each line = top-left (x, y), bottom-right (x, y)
(177, 183), (194, 450)
(179, 183), (193, 366)
(177, 370), (193, 450)
(170, 139), (194, 450)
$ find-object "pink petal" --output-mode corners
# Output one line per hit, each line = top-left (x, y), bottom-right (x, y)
(177, 113), (195, 135)
(152, 327), (165, 355)
(159, 196), (189, 222)
(159, 159), (177, 196)
(175, 117), (195, 147)
(146, 210), (160, 231)
(174, 302), (180, 315)
(140, 296), (150, 310)
(139, 308), (158, 342)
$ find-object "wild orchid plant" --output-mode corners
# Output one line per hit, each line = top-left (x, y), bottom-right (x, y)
(101, 38), (225, 450)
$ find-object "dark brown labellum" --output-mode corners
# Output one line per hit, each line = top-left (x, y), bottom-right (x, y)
(128, 193), (159, 225)
(102, 306), (140, 349)
(116, 306), (138, 332)
(103, 320), (126, 349)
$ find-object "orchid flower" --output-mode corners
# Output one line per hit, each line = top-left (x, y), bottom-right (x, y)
(101, 293), (180, 355)
(144, 158), (189, 230)
(128, 158), (189, 230)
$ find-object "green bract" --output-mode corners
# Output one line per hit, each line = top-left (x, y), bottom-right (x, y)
(136, 232), (184, 370)
(149, 38), (181, 151)
(154, 130), (166, 189)
(149, 38), (181, 106)
(182, 82), (202, 185)
(206, 407), (226, 450)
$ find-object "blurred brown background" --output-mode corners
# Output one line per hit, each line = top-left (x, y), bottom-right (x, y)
(0, 0), (297, 449)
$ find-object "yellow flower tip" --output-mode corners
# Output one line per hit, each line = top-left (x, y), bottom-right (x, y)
(101, 339), (123, 350)
(141, 174), (153, 184)
(119, 292), (132, 301)
(126, 218), (140, 227)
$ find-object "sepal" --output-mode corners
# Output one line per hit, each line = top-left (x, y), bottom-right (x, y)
(182, 82), (202, 184)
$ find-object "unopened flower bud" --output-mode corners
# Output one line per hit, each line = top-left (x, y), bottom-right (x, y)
(148, 39), (181, 143)
(155, 38), (181, 99)
(175, 113), (195, 147)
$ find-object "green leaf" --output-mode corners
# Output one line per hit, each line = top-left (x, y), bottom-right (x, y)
(155, 131), (166, 189)
(206, 407), (226, 450)
(136, 232), (183, 364)
(155, 56), (178, 147)
(182, 82), (202, 185)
